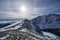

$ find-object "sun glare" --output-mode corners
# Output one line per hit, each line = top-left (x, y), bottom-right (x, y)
(20, 5), (27, 12)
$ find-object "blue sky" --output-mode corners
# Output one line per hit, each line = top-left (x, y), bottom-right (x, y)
(0, 0), (60, 19)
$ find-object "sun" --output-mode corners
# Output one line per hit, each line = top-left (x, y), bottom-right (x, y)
(20, 5), (27, 12)
(19, 5), (28, 18)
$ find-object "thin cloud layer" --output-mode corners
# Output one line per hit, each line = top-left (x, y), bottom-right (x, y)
(0, 0), (60, 19)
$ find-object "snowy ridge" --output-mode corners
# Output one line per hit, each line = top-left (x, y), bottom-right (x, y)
(31, 14), (60, 29)
(2, 20), (22, 29)
(0, 20), (23, 32)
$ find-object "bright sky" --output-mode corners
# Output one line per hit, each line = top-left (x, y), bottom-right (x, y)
(0, 0), (60, 19)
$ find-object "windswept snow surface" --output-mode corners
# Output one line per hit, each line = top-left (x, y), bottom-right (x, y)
(2, 20), (22, 29)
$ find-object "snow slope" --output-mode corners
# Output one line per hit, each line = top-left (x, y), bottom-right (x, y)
(42, 31), (60, 40)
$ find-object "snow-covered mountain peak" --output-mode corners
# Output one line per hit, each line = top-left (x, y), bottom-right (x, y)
(0, 14), (60, 40)
(31, 14), (60, 29)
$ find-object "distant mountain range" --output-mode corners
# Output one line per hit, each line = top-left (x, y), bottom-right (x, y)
(0, 18), (23, 21)
(22, 14), (60, 36)
(0, 14), (60, 40)
(23, 14), (60, 29)
(31, 14), (60, 29)
(1, 14), (60, 29)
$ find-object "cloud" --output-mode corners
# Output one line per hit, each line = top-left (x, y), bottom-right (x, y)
(0, 0), (60, 19)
